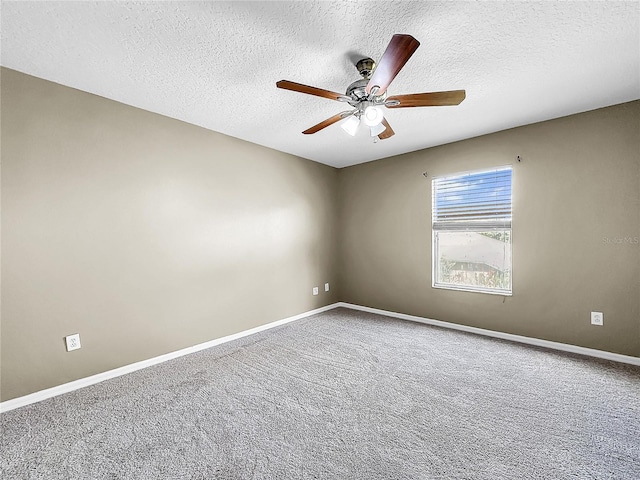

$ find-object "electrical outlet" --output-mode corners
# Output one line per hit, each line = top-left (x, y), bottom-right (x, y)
(325, 283), (330, 292)
(591, 312), (603, 326)
(312, 287), (319, 296)
(65, 333), (81, 351)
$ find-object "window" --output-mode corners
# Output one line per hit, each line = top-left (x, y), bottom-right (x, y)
(432, 166), (512, 295)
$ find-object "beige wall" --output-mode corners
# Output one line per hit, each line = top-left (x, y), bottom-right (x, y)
(338, 101), (640, 357)
(2, 68), (638, 403)
(1, 68), (338, 401)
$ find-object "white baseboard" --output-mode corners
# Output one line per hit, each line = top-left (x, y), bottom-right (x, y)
(337, 302), (640, 367)
(3, 301), (637, 413)
(0, 303), (340, 413)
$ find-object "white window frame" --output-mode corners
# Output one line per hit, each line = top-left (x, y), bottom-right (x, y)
(432, 166), (513, 296)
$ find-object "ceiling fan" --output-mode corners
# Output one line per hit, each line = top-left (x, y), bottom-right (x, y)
(276, 34), (466, 141)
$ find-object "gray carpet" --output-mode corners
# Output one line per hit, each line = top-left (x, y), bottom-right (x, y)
(1, 308), (639, 479)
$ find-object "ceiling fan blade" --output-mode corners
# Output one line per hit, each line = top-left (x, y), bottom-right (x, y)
(277, 80), (348, 102)
(386, 90), (466, 108)
(378, 118), (395, 140)
(366, 34), (420, 96)
(302, 112), (353, 134)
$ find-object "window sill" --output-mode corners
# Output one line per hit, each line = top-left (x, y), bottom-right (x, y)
(432, 283), (512, 296)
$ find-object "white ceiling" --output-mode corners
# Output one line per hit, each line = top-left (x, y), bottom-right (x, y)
(2, 1), (639, 168)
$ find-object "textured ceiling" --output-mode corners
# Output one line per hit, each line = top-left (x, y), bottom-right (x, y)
(2, 1), (639, 168)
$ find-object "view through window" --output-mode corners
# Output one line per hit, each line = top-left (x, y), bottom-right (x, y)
(432, 166), (513, 295)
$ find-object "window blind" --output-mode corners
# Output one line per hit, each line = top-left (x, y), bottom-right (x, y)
(432, 166), (512, 231)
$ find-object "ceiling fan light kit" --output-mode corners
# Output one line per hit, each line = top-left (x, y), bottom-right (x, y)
(277, 34), (466, 141)
(340, 115), (360, 136)
(370, 122), (387, 137)
(363, 104), (384, 126)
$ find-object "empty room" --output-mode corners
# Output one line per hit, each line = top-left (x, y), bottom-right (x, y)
(1, 1), (639, 479)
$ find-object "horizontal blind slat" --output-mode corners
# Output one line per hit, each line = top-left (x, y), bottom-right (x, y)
(433, 221), (511, 231)
(435, 180), (512, 191)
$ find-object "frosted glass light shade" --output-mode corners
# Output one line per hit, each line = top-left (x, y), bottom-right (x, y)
(341, 115), (360, 136)
(370, 122), (387, 137)
(363, 106), (384, 126)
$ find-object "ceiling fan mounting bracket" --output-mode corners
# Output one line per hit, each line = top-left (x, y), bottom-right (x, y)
(356, 57), (376, 78)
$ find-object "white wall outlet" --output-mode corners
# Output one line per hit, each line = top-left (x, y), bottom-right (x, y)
(65, 333), (81, 351)
(591, 312), (603, 326)
(312, 287), (319, 296)
(325, 283), (330, 292)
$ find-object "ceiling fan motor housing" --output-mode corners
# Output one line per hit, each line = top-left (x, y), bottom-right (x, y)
(345, 78), (369, 101)
(347, 58), (388, 103)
